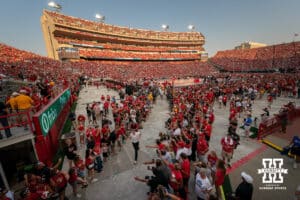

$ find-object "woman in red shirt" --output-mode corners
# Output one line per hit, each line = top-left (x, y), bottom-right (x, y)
(169, 162), (186, 199)
(215, 160), (226, 198)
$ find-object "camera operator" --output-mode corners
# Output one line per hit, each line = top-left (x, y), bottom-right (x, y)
(134, 159), (171, 194)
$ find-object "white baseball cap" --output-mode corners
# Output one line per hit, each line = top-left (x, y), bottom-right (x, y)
(241, 172), (253, 184)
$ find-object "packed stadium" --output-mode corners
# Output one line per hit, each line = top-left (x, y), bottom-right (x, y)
(0, 1), (300, 200)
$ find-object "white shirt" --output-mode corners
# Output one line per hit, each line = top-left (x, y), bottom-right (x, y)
(161, 151), (173, 163)
(176, 147), (189, 161)
(173, 128), (181, 136)
(130, 131), (141, 143)
(195, 174), (212, 199)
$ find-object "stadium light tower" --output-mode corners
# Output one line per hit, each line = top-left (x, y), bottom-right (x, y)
(188, 24), (195, 32)
(95, 14), (105, 23)
(161, 24), (169, 31)
(48, 1), (62, 12)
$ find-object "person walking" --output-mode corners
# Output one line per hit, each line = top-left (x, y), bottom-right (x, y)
(130, 128), (141, 164)
(221, 134), (235, 167)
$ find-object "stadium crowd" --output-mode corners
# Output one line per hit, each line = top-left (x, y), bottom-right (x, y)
(1, 40), (300, 200)
(210, 41), (300, 72)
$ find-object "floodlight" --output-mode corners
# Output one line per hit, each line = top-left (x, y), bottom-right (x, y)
(95, 13), (105, 22)
(161, 24), (169, 31)
(188, 25), (195, 31)
(48, 1), (62, 11)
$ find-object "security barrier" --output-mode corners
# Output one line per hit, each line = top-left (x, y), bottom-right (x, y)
(257, 104), (300, 140)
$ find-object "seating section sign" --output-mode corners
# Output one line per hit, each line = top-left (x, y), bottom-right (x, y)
(38, 89), (71, 136)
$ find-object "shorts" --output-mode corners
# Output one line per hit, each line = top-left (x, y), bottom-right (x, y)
(103, 152), (108, 158)
(222, 150), (233, 160)
(77, 170), (85, 178)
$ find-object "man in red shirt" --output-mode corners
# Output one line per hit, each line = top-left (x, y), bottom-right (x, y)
(204, 122), (212, 143)
(221, 134), (235, 167)
(197, 134), (209, 162)
(180, 153), (190, 192)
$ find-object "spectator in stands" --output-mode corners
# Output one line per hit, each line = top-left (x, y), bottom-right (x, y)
(14, 90), (34, 130)
(36, 80), (49, 98)
(0, 101), (12, 139)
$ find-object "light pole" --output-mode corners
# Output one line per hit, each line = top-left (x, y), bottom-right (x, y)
(161, 24), (169, 31)
(95, 14), (105, 23)
(188, 25), (195, 32)
(48, 1), (62, 12)
(293, 33), (299, 42)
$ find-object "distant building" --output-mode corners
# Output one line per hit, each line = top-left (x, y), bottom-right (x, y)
(235, 42), (267, 50)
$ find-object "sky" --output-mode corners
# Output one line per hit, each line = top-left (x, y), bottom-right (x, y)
(0, 0), (299, 57)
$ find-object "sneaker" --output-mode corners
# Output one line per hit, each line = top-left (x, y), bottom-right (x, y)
(133, 161), (137, 165)
(91, 178), (98, 183)
(76, 194), (82, 198)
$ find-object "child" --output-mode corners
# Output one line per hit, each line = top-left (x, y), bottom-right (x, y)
(68, 167), (88, 198)
(74, 156), (87, 183)
(93, 144), (103, 173)
(85, 149), (98, 183)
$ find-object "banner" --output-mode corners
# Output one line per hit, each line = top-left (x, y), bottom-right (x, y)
(38, 89), (71, 136)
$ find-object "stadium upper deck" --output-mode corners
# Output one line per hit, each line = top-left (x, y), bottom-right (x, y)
(210, 41), (300, 72)
(41, 10), (205, 61)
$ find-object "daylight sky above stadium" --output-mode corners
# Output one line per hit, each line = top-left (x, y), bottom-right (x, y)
(0, 0), (299, 57)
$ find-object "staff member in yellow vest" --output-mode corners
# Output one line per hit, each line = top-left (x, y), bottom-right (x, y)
(14, 90), (34, 130)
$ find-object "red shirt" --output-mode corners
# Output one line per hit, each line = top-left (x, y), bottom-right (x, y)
(158, 143), (166, 151)
(104, 101), (109, 109)
(78, 124), (84, 132)
(197, 138), (208, 155)
(85, 157), (93, 168)
(68, 171), (77, 184)
(215, 169), (225, 186)
(207, 154), (218, 167)
(169, 164), (183, 190)
(204, 124), (212, 137)
(101, 126), (109, 136)
(181, 159), (190, 178)
(221, 136), (235, 153)
(75, 159), (85, 170)
(51, 172), (67, 189)
(77, 115), (86, 122)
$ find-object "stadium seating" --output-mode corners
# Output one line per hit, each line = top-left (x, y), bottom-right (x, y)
(210, 42), (300, 72)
